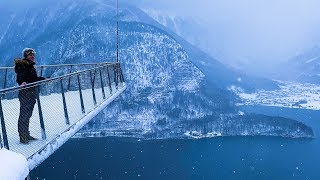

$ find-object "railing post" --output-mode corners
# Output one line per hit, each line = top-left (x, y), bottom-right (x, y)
(3, 69), (7, 89)
(0, 96), (9, 149)
(106, 66), (112, 94)
(77, 74), (85, 114)
(99, 69), (106, 99)
(36, 86), (46, 140)
(118, 65), (125, 83)
(60, 79), (70, 125)
(116, 63), (121, 84)
(68, 65), (73, 90)
(40, 66), (44, 77)
(113, 64), (119, 90)
(90, 70), (97, 106)
(0, 133), (3, 148)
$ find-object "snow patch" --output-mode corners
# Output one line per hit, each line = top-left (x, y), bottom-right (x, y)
(0, 148), (29, 180)
(233, 80), (320, 110)
(227, 85), (244, 93)
(238, 111), (245, 116)
(184, 131), (222, 139)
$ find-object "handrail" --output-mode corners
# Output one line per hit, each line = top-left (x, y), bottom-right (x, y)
(0, 63), (113, 94)
(0, 62), (118, 90)
(0, 62), (114, 70)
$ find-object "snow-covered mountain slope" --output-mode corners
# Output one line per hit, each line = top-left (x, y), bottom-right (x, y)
(140, 8), (213, 55)
(0, 0), (313, 138)
(140, 8), (257, 76)
(133, 7), (279, 92)
(276, 46), (320, 84)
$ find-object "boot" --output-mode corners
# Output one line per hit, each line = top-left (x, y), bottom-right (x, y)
(20, 135), (29, 144)
(27, 135), (37, 141)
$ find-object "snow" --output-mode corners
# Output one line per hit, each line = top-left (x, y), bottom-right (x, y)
(0, 148), (29, 180)
(177, 79), (200, 91)
(184, 131), (222, 139)
(238, 93), (257, 100)
(232, 81), (320, 110)
(228, 85), (244, 92)
(238, 111), (245, 116)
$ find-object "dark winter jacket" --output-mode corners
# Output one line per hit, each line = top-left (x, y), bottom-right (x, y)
(14, 58), (45, 85)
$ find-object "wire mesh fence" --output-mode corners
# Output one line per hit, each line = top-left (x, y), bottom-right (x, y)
(0, 62), (125, 158)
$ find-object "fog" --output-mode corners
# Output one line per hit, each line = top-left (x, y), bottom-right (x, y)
(131, 0), (320, 74)
(3, 0), (320, 75)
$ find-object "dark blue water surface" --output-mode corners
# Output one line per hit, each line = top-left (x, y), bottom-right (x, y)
(30, 106), (320, 180)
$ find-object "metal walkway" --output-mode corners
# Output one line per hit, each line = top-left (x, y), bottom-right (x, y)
(0, 62), (126, 170)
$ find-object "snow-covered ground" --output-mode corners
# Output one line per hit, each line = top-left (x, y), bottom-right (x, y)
(0, 148), (29, 180)
(0, 82), (126, 171)
(184, 131), (222, 139)
(231, 80), (320, 110)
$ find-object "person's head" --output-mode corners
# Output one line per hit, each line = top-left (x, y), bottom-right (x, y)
(22, 48), (36, 61)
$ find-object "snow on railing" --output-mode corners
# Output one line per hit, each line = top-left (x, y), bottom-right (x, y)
(0, 62), (125, 160)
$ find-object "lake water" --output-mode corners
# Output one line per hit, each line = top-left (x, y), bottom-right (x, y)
(30, 106), (320, 179)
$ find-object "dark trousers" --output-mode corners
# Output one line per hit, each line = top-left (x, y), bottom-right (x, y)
(18, 88), (36, 137)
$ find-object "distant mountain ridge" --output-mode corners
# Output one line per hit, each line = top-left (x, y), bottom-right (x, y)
(276, 46), (320, 84)
(0, 0), (313, 138)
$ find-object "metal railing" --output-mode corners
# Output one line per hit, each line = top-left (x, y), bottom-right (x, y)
(0, 62), (116, 90)
(0, 62), (125, 158)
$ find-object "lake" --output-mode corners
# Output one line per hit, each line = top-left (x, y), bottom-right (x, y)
(30, 106), (320, 179)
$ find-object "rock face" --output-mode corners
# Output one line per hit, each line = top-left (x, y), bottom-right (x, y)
(0, 0), (313, 138)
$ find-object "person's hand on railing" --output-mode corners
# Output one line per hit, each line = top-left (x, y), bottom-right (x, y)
(21, 82), (27, 86)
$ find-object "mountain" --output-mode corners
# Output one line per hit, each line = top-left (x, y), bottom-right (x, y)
(0, 0), (313, 138)
(279, 46), (320, 84)
(139, 9), (215, 57)
(133, 7), (279, 91)
(138, 8), (260, 75)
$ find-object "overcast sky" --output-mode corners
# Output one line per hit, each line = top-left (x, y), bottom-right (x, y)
(3, 0), (320, 71)
(132, 0), (320, 69)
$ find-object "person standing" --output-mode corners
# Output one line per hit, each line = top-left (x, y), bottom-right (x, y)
(15, 48), (45, 144)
